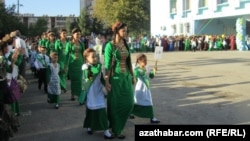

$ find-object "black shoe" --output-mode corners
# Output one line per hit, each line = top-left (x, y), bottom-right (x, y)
(104, 134), (115, 139)
(150, 118), (160, 124)
(117, 134), (125, 139)
(129, 115), (135, 119)
(87, 130), (93, 135)
(47, 98), (51, 103)
(71, 96), (76, 101)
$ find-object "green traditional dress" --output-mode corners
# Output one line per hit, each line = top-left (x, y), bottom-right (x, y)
(65, 41), (85, 97)
(55, 39), (69, 91)
(47, 62), (61, 106)
(38, 38), (48, 47)
(132, 65), (155, 118)
(216, 38), (223, 50)
(82, 63), (109, 131)
(184, 38), (191, 51)
(104, 41), (134, 136)
(140, 39), (146, 52)
(45, 40), (56, 56)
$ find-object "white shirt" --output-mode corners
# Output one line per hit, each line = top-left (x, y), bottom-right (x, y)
(34, 53), (50, 69)
(14, 36), (29, 58)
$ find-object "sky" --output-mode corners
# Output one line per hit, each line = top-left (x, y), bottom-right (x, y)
(5, 0), (80, 16)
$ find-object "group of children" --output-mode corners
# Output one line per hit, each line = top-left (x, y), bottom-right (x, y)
(82, 47), (160, 139)
(29, 43), (61, 109)
(29, 36), (160, 139)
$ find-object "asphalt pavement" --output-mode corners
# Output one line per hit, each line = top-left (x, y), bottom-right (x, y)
(9, 50), (250, 141)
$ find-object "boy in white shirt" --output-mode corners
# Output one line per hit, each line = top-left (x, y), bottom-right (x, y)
(34, 46), (50, 93)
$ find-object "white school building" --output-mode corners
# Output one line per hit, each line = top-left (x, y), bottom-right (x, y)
(150, 0), (250, 36)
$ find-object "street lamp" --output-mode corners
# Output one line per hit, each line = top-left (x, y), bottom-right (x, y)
(17, 0), (23, 16)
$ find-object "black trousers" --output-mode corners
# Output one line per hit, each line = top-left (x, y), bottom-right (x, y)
(37, 68), (47, 93)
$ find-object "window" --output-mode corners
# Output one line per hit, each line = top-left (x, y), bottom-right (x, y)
(183, 0), (190, 11)
(171, 25), (176, 33)
(170, 0), (177, 13)
(180, 24), (183, 33)
(185, 23), (190, 33)
(217, 0), (228, 4)
(199, 0), (208, 7)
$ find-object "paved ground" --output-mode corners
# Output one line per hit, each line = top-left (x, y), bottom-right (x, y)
(9, 50), (250, 141)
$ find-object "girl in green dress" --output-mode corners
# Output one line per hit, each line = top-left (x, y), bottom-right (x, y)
(65, 28), (85, 101)
(38, 32), (48, 49)
(82, 48), (114, 139)
(47, 52), (61, 109)
(184, 36), (191, 51)
(104, 22), (135, 139)
(55, 29), (69, 93)
(131, 53), (160, 124)
(45, 31), (56, 57)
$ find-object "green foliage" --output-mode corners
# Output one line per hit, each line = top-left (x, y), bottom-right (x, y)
(70, 19), (79, 33)
(28, 18), (48, 37)
(92, 0), (150, 37)
(51, 27), (59, 37)
(77, 8), (106, 36)
(65, 17), (72, 35)
(78, 8), (93, 36)
(0, 3), (27, 38)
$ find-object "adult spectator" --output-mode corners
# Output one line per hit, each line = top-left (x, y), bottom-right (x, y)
(10, 30), (29, 78)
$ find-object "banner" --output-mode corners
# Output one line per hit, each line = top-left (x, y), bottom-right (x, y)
(135, 125), (250, 140)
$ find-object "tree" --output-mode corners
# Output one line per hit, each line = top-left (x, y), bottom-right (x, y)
(28, 17), (48, 37)
(91, 17), (106, 35)
(65, 17), (72, 35)
(92, 0), (150, 37)
(70, 19), (80, 33)
(0, 3), (27, 38)
(78, 8), (92, 36)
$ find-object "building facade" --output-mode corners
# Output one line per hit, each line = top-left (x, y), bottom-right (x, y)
(80, 0), (93, 14)
(19, 14), (77, 31)
(150, 0), (250, 36)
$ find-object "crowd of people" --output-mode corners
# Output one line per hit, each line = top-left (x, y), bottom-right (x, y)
(0, 22), (161, 140)
(128, 34), (250, 53)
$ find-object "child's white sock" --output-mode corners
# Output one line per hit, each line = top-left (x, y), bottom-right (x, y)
(104, 129), (112, 137)
(151, 117), (158, 121)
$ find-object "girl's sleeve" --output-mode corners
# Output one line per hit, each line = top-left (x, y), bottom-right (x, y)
(100, 72), (105, 85)
(133, 68), (139, 80)
(54, 40), (59, 52)
(104, 42), (112, 71)
(82, 64), (89, 81)
(147, 65), (155, 79)
(65, 42), (71, 65)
